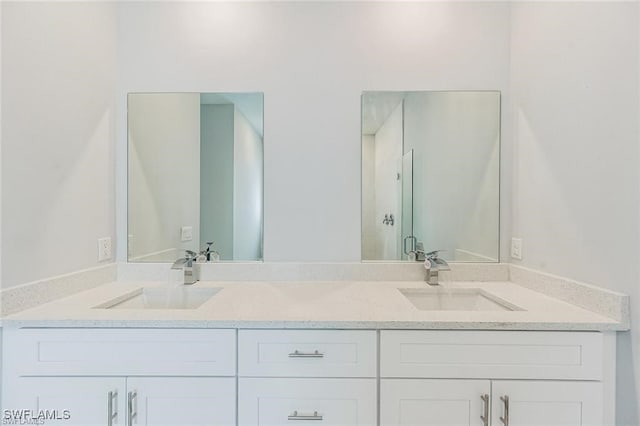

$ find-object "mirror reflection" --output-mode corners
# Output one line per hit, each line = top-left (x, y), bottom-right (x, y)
(361, 91), (500, 262)
(128, 92), (263, 262)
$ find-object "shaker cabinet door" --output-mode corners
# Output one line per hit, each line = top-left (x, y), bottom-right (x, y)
(380, 379), (491, 426)
(125, 377), (236, 426)
(7, 377), (126, 426)
(491, 381), (603, 426)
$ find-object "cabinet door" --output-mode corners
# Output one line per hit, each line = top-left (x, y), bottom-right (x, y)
(239, 378), (377, 426)
(126, 377), (235, 426)
(6, 377), (126, 425)
(491, 381), (603, 426)
(380, 379), (491, 426)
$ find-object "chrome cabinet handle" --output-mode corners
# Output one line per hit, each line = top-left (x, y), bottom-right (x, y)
(288, 350), (324, 358)
(288, 411), (323, 421)
(500, 395), (509, 426)
(480, 394), (489, 426)
(107, 390), (118, 426)
(128, 391), (138, 425)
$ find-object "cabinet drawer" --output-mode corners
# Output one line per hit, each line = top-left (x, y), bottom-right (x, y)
(11, 328), (236, 376)
(381, 330), (603, 380)
(238, 330), (376, 377)
(238, 378), (377, 425)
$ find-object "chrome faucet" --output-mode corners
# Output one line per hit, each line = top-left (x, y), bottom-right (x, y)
(411, 249), (450, 285)
(172, 250), (198, 285)
(424, 250), (450, 285)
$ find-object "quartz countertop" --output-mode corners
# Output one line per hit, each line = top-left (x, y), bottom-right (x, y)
(2, 280), (626, 330)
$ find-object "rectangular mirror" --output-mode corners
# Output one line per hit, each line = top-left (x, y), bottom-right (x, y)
(361, 91), (500, 262)
(128, 92), (264, 262)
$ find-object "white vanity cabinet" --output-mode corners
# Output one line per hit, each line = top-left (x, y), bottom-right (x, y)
(2, 327), (616, 426)
(2, 328), (237, 426)
(237, 330), (378, 426)
(380, 330), (611, 426)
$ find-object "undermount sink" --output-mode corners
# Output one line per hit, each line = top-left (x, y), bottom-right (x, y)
(399, 287), (522, 311)
(94, 287), (221, 310)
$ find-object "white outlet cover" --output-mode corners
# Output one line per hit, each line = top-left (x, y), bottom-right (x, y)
(98, 237), (112, 262)
(181, 226), (193, 242)
(511, 238), (523, 260)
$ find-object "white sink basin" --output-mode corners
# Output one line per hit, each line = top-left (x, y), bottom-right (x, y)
(399, 288), (522, 311)
(95, 287), (221, 310)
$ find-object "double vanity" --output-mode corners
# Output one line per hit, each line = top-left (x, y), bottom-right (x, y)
(2, 266), (627, 426)
(0, 90), (627, 425)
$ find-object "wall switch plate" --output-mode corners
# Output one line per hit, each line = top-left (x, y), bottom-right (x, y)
(511, 237), (523, 260)
(181, 226), (193, 242)
(98, 237), (112, 262)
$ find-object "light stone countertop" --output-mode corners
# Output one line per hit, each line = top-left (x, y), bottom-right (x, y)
(2, 279), (626, 330)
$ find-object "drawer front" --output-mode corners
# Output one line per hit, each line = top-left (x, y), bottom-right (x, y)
(11, 328), (236, 376)
(381, 330), (603, 380)
(238, 330), (377, 377)
(238, 378), (377, 426)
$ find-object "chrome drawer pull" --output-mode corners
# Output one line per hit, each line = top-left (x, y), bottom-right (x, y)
(107, 390), (118, 426)
(288, 350), (324, 358)
(288, 411), (323, 421)
(128, 391), (138, 425)
(480, 394), (489, 426)
(500, 395), (509, 426)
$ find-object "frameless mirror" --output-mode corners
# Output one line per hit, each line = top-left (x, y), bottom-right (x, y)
(128, 92), (263, 262)
(361, 91), (500, 262)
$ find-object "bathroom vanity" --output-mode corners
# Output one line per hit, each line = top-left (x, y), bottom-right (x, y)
(1, 277), (625, 426)
(3, 327), (611, 426)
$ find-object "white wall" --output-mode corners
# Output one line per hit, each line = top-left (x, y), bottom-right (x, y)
(128, 93), (200, 261)
(233, 108), (263, 260)
(509, 3), (639, 423)
(114, 1), (512, 262)
(1, 0), (638, 420)
(0, 0), (3, 294)
(1, 2), (116, 288)
(404, 92), (500, 261)
(201, 104), (234, 260)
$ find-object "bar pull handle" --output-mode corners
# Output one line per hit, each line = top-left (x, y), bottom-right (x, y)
(128, 391), (138, 425)
(403, 236), (417, 255)
(288, 350), (324, 358)
(107, 390), (118, 426)
(288, 411), (323, 421)
(480, 394), (489, 426)
(500, 395), (509, 426)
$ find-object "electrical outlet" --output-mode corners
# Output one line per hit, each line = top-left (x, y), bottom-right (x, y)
(181, 226), (193, 242)
(511, 237), (523, 260)
(98, 237), (112, 262)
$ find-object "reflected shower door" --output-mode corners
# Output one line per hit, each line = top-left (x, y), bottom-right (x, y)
(401, 150), (414, 260)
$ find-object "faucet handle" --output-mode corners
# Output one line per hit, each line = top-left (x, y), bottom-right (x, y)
(425, 249), (445, 259)
(185, 250), (197, 260)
